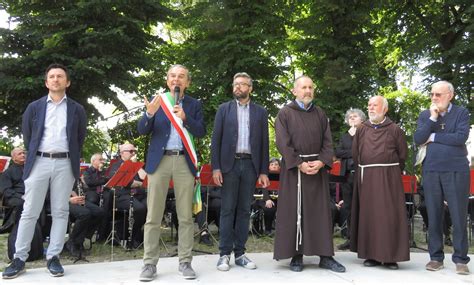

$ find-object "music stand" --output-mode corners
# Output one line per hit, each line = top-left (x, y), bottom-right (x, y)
(104, 160), (144, 260)
(192, 165), (218, 254)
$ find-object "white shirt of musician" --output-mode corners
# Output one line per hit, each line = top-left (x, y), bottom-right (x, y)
(38, 95), (69, 153)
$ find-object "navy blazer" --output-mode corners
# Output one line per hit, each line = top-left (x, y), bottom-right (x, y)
(137, 94), (206, 176)
(22, 96), (87, 180)
(211, 100), (269, 176)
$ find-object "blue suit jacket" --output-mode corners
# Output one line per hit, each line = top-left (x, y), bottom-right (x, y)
(137, 94), (206, 176)
(22, 96), (87, 180)
(211, 100), (269, 176)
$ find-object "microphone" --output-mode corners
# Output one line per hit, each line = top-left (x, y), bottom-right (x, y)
(174, 86), (181, 105)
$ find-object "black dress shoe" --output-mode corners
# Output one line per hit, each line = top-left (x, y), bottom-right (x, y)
(383, 262), (399, 270)
(199, 233), (213, 246)
(319, 256), (346, 273)
(289, 254), (303, 272)
(363, 259), (381, 267)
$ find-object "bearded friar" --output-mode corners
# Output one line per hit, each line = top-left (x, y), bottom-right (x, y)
(350, 95), (409, 270)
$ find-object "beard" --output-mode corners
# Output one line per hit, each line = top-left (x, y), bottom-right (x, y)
(368, 112), (384, 123)
(233, 91), (249, 101)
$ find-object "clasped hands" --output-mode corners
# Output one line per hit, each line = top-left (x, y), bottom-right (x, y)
(298, 160), (324, 175)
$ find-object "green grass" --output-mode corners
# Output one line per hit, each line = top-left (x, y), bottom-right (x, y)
(1, 215), (473, 271)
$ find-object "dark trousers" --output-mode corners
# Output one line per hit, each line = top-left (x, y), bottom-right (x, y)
(69, 201), (105, 246)
(85, 190), (113, 240)
(116, 192), (147, 243)
(219, 158), (257, 257)
(423, 171), (470, 264)
(196, 196), (221, 229)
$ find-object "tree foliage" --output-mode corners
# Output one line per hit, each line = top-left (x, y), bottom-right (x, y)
(0, 0), (471, 163)
(0, 1), (172, 134)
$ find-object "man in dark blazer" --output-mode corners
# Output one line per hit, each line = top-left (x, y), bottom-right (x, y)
(211, 72), (270, 271)
(137, 64), (206, 281)
(3, 63), (87, 280)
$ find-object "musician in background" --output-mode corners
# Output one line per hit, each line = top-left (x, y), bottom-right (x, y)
(261, 158), (280, 235)
(195, 186), (221, 245)
(107, 143), (147, 249)
(64, 181), (105, 257)
(82, 153), (112, 241)
(0, 148), (26, 233)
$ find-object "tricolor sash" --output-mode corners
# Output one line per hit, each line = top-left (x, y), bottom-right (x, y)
(160, 92), (198, 171)
(160, 92), (202, 214)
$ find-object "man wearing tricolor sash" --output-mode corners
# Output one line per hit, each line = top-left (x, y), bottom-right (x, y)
(137, 64), (206, 281)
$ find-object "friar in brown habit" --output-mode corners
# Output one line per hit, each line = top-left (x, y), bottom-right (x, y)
(273, 75), (345, 273)
(350, 95), (410, 270)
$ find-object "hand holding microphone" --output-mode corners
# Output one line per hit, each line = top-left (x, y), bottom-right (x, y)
(173, 86), (186, 121)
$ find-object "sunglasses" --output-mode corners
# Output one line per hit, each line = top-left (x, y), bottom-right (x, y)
(122, 150), (136, 154)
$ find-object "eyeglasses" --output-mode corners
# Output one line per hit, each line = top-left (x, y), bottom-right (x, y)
(122, 150), (136, 154)
(232, 82), (250, 88)
(430, 92), (449, 98)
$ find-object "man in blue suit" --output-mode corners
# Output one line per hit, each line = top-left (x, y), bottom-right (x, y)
(137, 64), (206, 281)
(3, 63), (87, 279)
(211, 72), (270, 271)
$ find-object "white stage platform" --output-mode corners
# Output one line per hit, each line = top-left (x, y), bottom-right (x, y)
(1, 252), (472, 284)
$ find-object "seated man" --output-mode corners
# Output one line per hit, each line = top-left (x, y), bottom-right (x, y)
(0, 148), (26, 233)
(64, 181), (105, 257)
(262, 158), (280, 235)
(108, 144), (147, 249)
(196, 186), (221, 245)
(82, 153), (112, 241)
(329, 181), (346, 237)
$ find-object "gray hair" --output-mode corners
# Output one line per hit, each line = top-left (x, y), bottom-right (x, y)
(432, 80), (454, 94)
(11, 147), (24, 157)
(233, 72), (253, 86)
(293, 75), (313, 89)
(167, 64), (191, 81)
(90, 153), (103, 163)
(344, 108), (367, 125)
(369, 95), (389, 110)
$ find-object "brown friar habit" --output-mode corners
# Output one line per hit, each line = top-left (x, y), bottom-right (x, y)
(273, 101), (334, 260)
(350, 117), (410, 263)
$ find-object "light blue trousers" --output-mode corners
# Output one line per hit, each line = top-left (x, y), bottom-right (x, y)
(14, 156), (75, 261)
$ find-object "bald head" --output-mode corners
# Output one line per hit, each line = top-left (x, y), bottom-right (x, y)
(11, 147), (26, 165)
(119, 143), (136, 161)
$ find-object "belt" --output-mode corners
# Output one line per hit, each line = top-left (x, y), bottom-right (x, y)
(358, 163), (399, 183)
(235, 153), (252, 159)
(36, 151), (69, 158)
(164, 150), (184, 155)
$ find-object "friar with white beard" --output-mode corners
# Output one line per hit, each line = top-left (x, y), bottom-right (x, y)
(350, 95), (409, 270)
